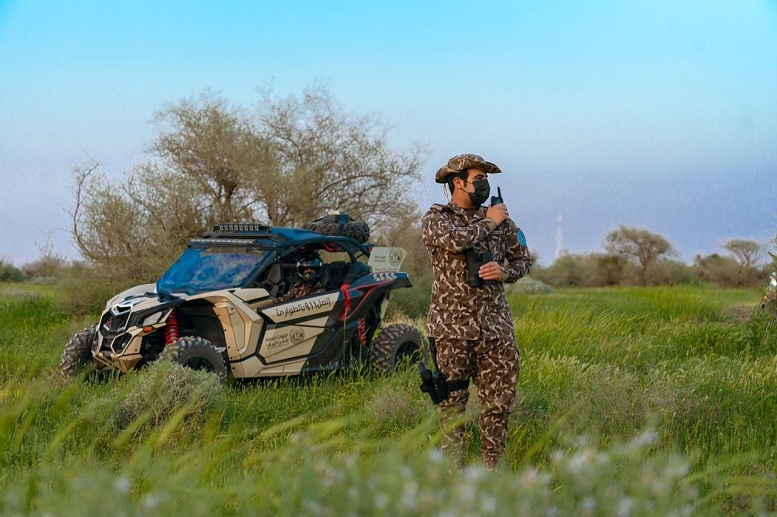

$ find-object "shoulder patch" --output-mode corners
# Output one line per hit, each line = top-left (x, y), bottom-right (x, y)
(517, 229), (527, 247)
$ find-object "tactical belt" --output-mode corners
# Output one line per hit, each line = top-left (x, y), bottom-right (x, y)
(447, 378), (470, 391)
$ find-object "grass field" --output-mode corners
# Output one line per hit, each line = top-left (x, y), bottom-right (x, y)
(1, 282), (776, 515)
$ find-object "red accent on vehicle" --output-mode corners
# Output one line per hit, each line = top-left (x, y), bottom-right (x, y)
(339, 284), (351, 321)
(165, 309), (180, 345)
(338, 284), (385, 322)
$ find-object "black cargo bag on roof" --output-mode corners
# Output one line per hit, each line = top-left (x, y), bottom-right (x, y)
(304, 213), (370, 244)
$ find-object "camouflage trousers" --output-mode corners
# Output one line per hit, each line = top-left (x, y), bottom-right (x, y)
(435, 336), (519, 469)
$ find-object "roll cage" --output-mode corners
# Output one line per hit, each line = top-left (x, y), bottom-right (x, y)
(159, 224), (374, 298)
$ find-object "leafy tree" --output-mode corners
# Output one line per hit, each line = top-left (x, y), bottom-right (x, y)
(722, 238), (764, 268)
(70, 161), (175, 284)
(692, 253), (763, 288)
(603, 225), (676, 285)
(254, 83), (424, 234)
(69, 85), (425, 286)
(151, 90), (272, 224)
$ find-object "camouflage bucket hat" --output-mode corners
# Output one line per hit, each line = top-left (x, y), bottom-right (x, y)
(434, 153), (502, 183)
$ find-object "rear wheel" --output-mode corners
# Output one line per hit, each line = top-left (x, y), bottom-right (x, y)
(369, 324), (425, 374)
(160, 336), (228, 384)
(61, 326), (98, 378)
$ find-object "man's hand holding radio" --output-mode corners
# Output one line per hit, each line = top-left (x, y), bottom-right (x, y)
(486, 203), (509, 226)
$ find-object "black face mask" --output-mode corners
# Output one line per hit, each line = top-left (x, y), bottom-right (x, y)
(464, 179), (490, 206)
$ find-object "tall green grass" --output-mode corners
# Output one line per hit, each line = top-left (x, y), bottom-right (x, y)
(1, 283), (776, 514)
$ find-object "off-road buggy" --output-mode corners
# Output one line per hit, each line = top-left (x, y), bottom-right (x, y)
(61, 219), (424, 383)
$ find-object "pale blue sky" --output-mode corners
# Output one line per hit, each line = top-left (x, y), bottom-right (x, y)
(1, 0), (776, 266)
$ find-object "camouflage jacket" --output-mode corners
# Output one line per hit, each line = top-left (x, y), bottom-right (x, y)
(274, 281), (325, 303)
(422, 201), (532, 340)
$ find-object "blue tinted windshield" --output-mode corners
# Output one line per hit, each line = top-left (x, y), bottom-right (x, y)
(157, 247), (270, 295)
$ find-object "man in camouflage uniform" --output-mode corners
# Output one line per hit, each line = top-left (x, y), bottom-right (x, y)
(273, 253), (326, 303)
(422, 153), (532, 469)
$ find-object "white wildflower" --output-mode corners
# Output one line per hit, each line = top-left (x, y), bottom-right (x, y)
(142, 493), (159, 511)
(114, 476), (131, 494)
(581, 496), (596, 515)
(455, 478), (477, 503)
(323, 466), (343, 488)
(374, 492), (388, 510)
(305, 500), (323, 515)
(626, 429), (658, 451)
(480, 495), (497, 513)
(567, 448), (594, 475)
(401, 481), (418, 509)
(429, 449), (444, 464)
(463, 465), (486, 482)
(617, 496), (634, 517)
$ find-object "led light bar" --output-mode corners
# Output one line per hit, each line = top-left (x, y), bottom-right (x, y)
(189, 238), (253, 245)
(213, 223), (270, 232)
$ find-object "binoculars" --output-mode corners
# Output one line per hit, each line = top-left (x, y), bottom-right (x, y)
(463, 186), (503, 288)
(464, 248), (493, 288)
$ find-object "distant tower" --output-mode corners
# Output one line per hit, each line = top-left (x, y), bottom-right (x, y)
(555, 214), (563, 260)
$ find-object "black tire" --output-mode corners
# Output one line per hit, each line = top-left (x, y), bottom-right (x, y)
(160, 336), (228, 384)
(369, 324), (425, 374)
(304, 216), (370, 243)
(61, 326), (98, 378)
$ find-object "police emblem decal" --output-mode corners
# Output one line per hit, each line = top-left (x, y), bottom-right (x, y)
(389, 249), (402, 267)
(289, 327), (305, 345)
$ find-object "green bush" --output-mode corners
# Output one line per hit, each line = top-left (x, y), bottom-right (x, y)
(387, 279), (430, 320)
(532, 254), (594, 287)
(112, 360), (227, 430)
(54, 263), (137, 318)
(534, 253), (700, 288)
(693, 253), (766, 288)
(646, 259), (697, 286)
(0, 261), (27, 283)
(20, 255), (67, 281)
(506, 276), (554, 294)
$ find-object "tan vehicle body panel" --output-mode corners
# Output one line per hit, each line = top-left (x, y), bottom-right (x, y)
(93, 287), (340, 378)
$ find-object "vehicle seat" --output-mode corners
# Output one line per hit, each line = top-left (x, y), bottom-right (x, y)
(263, 263), (283, 297)
(264, 262), (296, 297)
(322, 263), (350, 290)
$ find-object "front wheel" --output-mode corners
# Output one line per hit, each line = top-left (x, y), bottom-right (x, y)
(369, 324), (425, 375)
(160, 336), (228, 384)
(61, 326), (99, 378)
